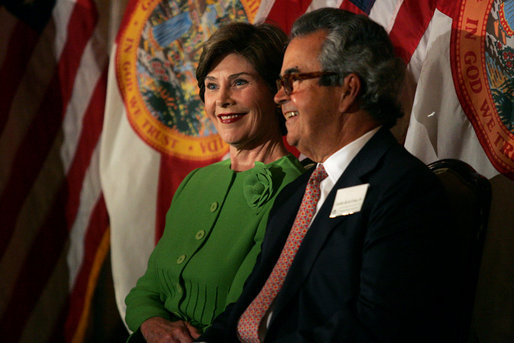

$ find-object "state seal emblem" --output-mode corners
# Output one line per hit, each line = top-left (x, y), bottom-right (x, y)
(451, 0), (514, 178)
(116, 0), (260, 160)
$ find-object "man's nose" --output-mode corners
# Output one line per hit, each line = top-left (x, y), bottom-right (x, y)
(274, 85), (289, 105)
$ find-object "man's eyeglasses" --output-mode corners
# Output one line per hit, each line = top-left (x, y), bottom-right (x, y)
(276, 71), (338, 96)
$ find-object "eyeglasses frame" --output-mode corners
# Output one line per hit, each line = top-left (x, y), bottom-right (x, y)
(276, 71), (338, 96)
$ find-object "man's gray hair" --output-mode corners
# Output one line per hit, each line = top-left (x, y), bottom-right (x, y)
(291, 8), (405, 128)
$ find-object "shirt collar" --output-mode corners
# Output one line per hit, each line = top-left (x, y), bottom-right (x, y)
(320, 127), (381, 184)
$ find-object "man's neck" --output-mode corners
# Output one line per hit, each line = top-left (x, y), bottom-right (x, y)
(311, 113), (379, 163)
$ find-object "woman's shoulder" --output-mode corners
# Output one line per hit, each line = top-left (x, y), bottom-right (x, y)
(172, 159), (232, 198)
(186, 159), (232, 178)
(266, 153), (306, 175)
(261, 154), (307, 187)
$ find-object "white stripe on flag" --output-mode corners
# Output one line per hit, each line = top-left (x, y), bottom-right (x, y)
(369, 0), (404, 33)
(254, 0), (278, 23)
(61, 39), (108, 172)
(404, 6), (438, 85)
(52, 0), (77, 60)
(306, 0), (342, 13)
(67, 144), (103, 288)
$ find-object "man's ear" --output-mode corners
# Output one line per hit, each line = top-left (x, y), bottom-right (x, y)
(339, 73), (361, 113)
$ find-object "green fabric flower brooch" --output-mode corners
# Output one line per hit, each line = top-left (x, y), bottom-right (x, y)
(243, 162), (275, 211)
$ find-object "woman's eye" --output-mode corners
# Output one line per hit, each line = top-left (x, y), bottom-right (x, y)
(233, 79), (248, 86)
(206, 82), (218, 90)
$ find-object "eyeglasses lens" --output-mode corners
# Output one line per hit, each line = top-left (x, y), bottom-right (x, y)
(276, 77), (292, 96)
(276, 72), (336, 96)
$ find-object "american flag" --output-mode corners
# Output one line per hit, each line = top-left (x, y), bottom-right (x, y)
(1, 0), (511, 341)
(0, 0), (122, 341)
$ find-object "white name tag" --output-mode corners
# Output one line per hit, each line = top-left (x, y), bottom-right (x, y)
(329, 183), (369, 218)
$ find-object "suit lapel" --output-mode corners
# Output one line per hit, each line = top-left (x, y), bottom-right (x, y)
(270, 128), (398, 320)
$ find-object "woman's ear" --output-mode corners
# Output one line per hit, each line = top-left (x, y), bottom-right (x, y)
(339, 73), (361, 113)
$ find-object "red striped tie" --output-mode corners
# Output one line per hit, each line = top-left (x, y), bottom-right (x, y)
(237, 164), (328, 343)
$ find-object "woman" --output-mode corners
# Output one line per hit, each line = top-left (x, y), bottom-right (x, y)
(124, 22), (305, 343)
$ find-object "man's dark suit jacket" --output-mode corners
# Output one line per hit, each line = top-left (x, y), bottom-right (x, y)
(198, 128), (458, 343)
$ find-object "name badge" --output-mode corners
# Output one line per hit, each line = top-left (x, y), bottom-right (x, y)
(329, 183), (369, 218)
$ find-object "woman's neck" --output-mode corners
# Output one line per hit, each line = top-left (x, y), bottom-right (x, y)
(229, 138), (289, 172)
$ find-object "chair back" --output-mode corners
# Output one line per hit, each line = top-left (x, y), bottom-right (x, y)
(427, 159), (491, 343)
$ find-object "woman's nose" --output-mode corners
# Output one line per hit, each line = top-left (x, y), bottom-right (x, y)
(216, 86), (234, 107)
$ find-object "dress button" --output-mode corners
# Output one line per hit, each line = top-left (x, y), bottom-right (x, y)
(195, 230), (205, 240)
(210, 202), (218, 212)
(176, 254), (186, 264)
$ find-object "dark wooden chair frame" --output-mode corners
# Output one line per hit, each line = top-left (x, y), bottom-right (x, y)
(427, 158), (491, 343)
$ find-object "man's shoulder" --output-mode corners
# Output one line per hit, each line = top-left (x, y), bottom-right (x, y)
(364, 148), (438, 198)
(382, 142), (436, 179)
(345, 130), (443, 199)
(361, 128), (433, 177)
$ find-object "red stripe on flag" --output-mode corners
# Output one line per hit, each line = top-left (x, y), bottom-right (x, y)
(0, 188), (68, 342)
(339, 1), (367, 15)
(155, 155), (222, 242)
(0, 1), (98, 258)
(0, 72), (64, 258)
(58, 0), (98, 108)
(265, 0), (313, 34)
(436, 0), (458, 18)
(388, 0), (437, 64)
(65, 67), (107, 227)
(0, 20), (39, 136)
(64, 196), (109, 341)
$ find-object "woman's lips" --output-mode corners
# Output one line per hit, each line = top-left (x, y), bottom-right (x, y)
(217, 113), (246, 124)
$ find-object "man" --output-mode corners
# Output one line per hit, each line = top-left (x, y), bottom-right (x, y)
(197, 8), (456, 343)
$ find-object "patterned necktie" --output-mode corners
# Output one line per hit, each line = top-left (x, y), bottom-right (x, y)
(237, 164), (328, 343)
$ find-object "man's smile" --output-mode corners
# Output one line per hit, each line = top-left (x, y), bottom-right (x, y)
(284, 111), (299, 120)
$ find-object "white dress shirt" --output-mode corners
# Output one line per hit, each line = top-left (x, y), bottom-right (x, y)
(312, 126), (380, 223)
